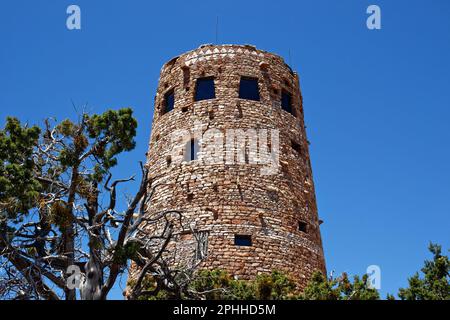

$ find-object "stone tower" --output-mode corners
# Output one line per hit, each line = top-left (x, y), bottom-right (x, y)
(144, 44), (325, 289)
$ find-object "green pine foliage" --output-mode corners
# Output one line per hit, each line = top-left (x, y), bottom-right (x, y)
(1, 109), (139, 299)
(299, 271), (380, 300)
(194, 269), (298, 300)
(0, 108), (137, 221)
(138, 268), (382, 300)
(138, 269), (299, 300)
(398, 243), (449, 300)
(0, 117), (41, 219)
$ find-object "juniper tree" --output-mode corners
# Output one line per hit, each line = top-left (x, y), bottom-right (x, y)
(0, 109), (203, 300)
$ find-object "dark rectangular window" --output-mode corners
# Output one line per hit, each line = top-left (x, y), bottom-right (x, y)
(239, 77), (260, 101)
(190, 139), (196, 161)
(195, 77), (216, 101)
(291, 140), (301, 154)
(234, 235), (252, 246)
(185, 138), (199, 162)
(163, 89), (175, 114)
(298, 221), (308, 233)
(281, 90), (293, 114)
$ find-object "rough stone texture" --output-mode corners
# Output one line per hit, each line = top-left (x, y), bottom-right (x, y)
(142, 44), (325, 290)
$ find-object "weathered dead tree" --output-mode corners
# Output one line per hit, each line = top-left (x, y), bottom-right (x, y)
(0, 109), (205, 300)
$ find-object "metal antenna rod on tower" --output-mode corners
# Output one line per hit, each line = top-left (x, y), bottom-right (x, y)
(289, 48), (292, 67)
(215, 16), (219, 44)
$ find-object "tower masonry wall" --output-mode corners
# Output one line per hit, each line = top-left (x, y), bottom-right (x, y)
(143, 44), (326, 289)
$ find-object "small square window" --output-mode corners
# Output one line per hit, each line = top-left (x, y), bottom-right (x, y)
(239, 77), (260, 101)
(234, 234), (252, 246)
(281, 90), (293, 115)
(163, 89), (175, 114)
(195, 77), (216, 101)
(298, 221), (308, 233)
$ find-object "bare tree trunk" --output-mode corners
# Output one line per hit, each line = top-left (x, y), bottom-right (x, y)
(64, 165), (79, 300)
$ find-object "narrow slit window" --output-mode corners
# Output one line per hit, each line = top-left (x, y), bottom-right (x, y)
(234, 235), (252, 246)
(195, 77), (216, 101)
(298, 221), (308, 233)
(163, 89), (175, 114)
(281, 90), (293, 115)
(185, 138), (199, 162)
(239, 77), (260, 101)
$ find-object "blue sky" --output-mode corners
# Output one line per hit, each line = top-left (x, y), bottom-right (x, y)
(1, 0), (449, 299)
